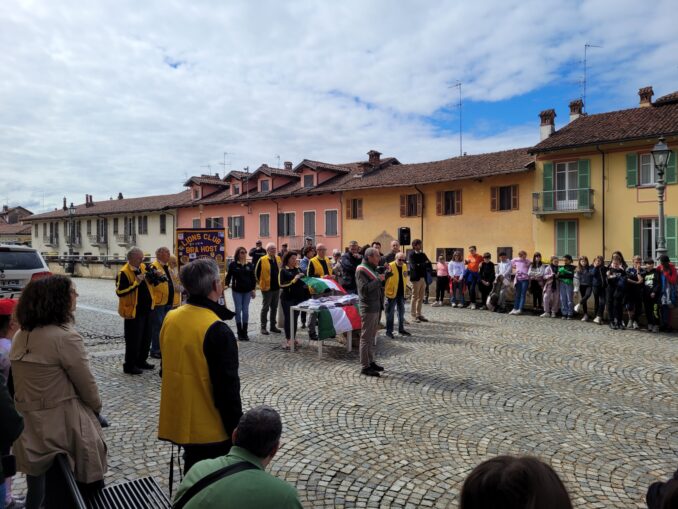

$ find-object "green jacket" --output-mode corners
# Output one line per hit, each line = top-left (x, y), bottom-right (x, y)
(174, 446), (303, 509)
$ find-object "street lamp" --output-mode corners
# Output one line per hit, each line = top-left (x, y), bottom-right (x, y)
(67, 202), (76, 274)
(651, 136), (672, 260)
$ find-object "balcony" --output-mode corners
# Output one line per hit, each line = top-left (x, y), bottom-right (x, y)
(279, 235), (330, 251)
(88, 234), (108, 247)
(66, 235), (82, 248)
(116, 233), (136, 246)
(43, 235), (59, 247)
(532, 189), (594, 219)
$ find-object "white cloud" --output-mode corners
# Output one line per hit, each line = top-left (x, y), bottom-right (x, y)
(0, 0), (676, 212)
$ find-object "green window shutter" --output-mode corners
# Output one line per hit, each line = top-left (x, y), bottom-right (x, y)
(577, 159), (590, 209)
(633, 217), (641, 258)
(666, 217), (677, 262)
(626, 153), (637, 188)
(566, 220), (577, 257)
(556, 220), (565, 257)
(543, 162), (554, 211)
(666, 150), (677, 184)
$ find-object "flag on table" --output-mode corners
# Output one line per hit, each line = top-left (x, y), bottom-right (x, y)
(302, 276), (346, 295)
(317, 305), (361, 340)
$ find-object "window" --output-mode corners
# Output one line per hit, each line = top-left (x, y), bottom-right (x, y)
(436, 190), (462, 215)
(86, 220), (92, 235)
(125, 216), (135, 235)
(497, 246), (513, 260)
(346, 199), (363, 220)
(435, 248), (458, 262)
(491, 185), (519, 211)
(159, 214), (166, 234)
(138, 216), (148, 235)
(232, 184), (240, 195)
(193, 188), (200, 200)
(639, 217), (659, 261)
(401, 194), (422, 217)
(97, 218), (108, 241)
(555, 162), (578, 209)
(325, 210), (338, 236)
(43, 223), (47, 237)
(555, 220), (577, 257)
(192, 218), (200, 228)
(303, 175), (314, 188)
(113, 218), (119, 235)
(206, 217), (224, 228)
(260, 180), (270, 192)
(227, 216), (245, 238)
(259, 213), (270, 237)
(639, 154), (657, 186)
(303, 211), (315, 237)
(278, 212), (296, 236)
(34, 224), (38, 237)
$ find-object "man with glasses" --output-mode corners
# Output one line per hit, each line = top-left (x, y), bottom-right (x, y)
(306, 243), (334, 341)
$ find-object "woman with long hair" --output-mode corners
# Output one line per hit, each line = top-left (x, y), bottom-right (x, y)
(528, 252), (546, 313)
(279, 251), (310, 350)
(224, 246), (256, 341)
(10, 275), (107, 508)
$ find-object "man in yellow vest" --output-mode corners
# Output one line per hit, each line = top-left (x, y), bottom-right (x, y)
(384, 252), (412, 339)
(306, 243), (334, 341)
(158, 257), (241, 474)
(115, 247), (155, 375)
(255, 243), (282, 335)
(149, 246), (179, 359)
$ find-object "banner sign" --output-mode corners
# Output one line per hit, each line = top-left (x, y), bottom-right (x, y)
(176, 228), (226, 272)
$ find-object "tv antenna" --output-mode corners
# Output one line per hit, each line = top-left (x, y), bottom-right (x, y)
(219, 152), (232, 177)
(200, 164), (212, 175)
(583, 43), (601, 112)
(275, 154), (281, 168)
(448, 81), (463, 156)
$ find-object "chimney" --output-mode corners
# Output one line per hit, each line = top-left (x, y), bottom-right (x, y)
(2, 205), (7, 212)
(117, 192), (123, 200)
(639, 86), (654, 107)
(284, 161), (293, 171)
(539, 109), (556, 141)
(368, 150), (382, 166)
(569, 99), (584, 122)
(63, 197), (67, 210)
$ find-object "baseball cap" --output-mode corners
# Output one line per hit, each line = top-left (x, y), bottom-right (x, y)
(0, 298), (18, 316)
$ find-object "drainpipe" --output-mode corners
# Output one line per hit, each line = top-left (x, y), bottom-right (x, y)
(414, 185), (425, 246)
(272, 199), (280, 247)
(596, 145), (606, 260)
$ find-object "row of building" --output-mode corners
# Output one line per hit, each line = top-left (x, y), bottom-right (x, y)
(22, 85), (678, 277)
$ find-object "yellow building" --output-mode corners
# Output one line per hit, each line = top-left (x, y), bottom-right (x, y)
(339, 148), (535, 261)
(531, 88), (678, 261)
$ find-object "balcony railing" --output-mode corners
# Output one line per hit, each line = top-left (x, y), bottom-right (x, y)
(43, 235), (59, 247)
(116, 233), (136, 246)
(88, 234), (108, 246)
(66, 235), (82, 248)
(278, 235), (330, 252)
(532, 189), (594, 219)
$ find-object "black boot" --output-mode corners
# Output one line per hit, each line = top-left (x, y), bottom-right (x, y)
(236, 322), (243, 340)
(241, 323), (250, 341)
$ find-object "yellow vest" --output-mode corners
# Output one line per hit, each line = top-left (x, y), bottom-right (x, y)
(149, 261), (171, 307)
(385, 261), (409, 299)
(158, 304), (229, 445)
(256, 255), (281, 291)
(307, 256), (333, 277)
(116, 263), (154, 319)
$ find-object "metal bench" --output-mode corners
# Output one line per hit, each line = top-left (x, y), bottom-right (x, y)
(57, 455), (171, 508)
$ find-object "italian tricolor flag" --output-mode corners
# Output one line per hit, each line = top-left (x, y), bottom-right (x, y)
(302, 277), (346, 295)
(317, 305), (361, 340)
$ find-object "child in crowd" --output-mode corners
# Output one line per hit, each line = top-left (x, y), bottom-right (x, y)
(495, 252), (513, 312)
(558, 255), (576, 319)
(448, 250), (465, 307)
(509, 250), (530, 315)
(464, 246), (483, 309)
(574, 256), (593, 321)
(624, 255), (644, 329)
(528, 252), (546, 313)
(432, 255), (449, 307)
(591, 255), (607, 324)
(606, 253), (627, 329)
(541, 256), (560, 318)
(478, 253), (495, 310)
(641, 258), (661, 333)
(658, 254), (677, 331)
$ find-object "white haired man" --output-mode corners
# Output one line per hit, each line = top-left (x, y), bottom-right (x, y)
(255, 243), (282, 335)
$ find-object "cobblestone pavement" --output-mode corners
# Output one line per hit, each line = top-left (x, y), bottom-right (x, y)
(15, 278), (678, 508)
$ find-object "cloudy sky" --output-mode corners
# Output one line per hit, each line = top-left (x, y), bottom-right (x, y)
(2, 0), (677, 212)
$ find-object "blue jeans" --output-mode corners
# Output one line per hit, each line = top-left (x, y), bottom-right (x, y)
(560, 283), (574, 316)
(0, 482), (5, 509)
(513, 280), (529, 310)
(150, 305), (170, 355)
(386, 296), (406, 334)
(465, 271), (479, 304)
(233, 291), (252, 326)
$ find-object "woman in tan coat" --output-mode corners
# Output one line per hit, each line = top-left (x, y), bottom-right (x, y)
(10, 275), (107, 508)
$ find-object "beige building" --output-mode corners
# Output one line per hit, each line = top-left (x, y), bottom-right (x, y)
(24, 192), (190, 277)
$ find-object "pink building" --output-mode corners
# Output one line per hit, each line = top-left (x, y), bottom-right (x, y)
(177, 152), (399, 256)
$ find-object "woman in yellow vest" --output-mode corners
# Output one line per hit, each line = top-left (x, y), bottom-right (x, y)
(384, 253), (412, 338)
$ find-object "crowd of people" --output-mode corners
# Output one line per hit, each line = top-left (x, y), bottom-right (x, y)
(0, 237), (676, 508)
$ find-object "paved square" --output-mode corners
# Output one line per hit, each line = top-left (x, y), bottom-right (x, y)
(23, 278), (677, 508)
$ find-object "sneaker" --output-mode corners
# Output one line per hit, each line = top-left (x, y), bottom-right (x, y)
(508, 309), (516, 315)
(574, 303), (582, 314)
(417, 316), (429, 322)
(593, 316), (601, 324)
(423, 299), (429, 305)
(431, 301), (441, 307)
(540, 312), (549, 318)
(551, 312), (557, 318)
(561, 315), (567, 320)
(514, 310), (522, 315)
(581, 315), (589, 322)
(610, 321), (618, 330)
(385, 332), (394, 339)
(370, 362), (385, 372)
(653, 325), (660, 333)
(414, 317), (421, 323)
(361, 367), (380, 377)
(260, 329), (270, 335)
(398, 330), (412, 336)
(566, 315), (572, 320)
(469, 304), (476, 310)
(632, 321), (639, 330)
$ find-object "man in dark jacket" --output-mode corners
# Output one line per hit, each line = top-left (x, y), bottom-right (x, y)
(1, 374), (23, 494)
(357, 248), (391, 377)
(249, 240), (266, 270)
(340, 241), (362, 294)
(407, 239), (431, 323)
(158, 258), (241, 475)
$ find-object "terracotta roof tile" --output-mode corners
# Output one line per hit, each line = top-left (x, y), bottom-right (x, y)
(531, 101), (678, 153)
(183, 175), (228, 186)
(254, 164), (299, 178)
(0, 223), (32, 235)
(24, 190), (192, 221)
(655, 91), (678, 106)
